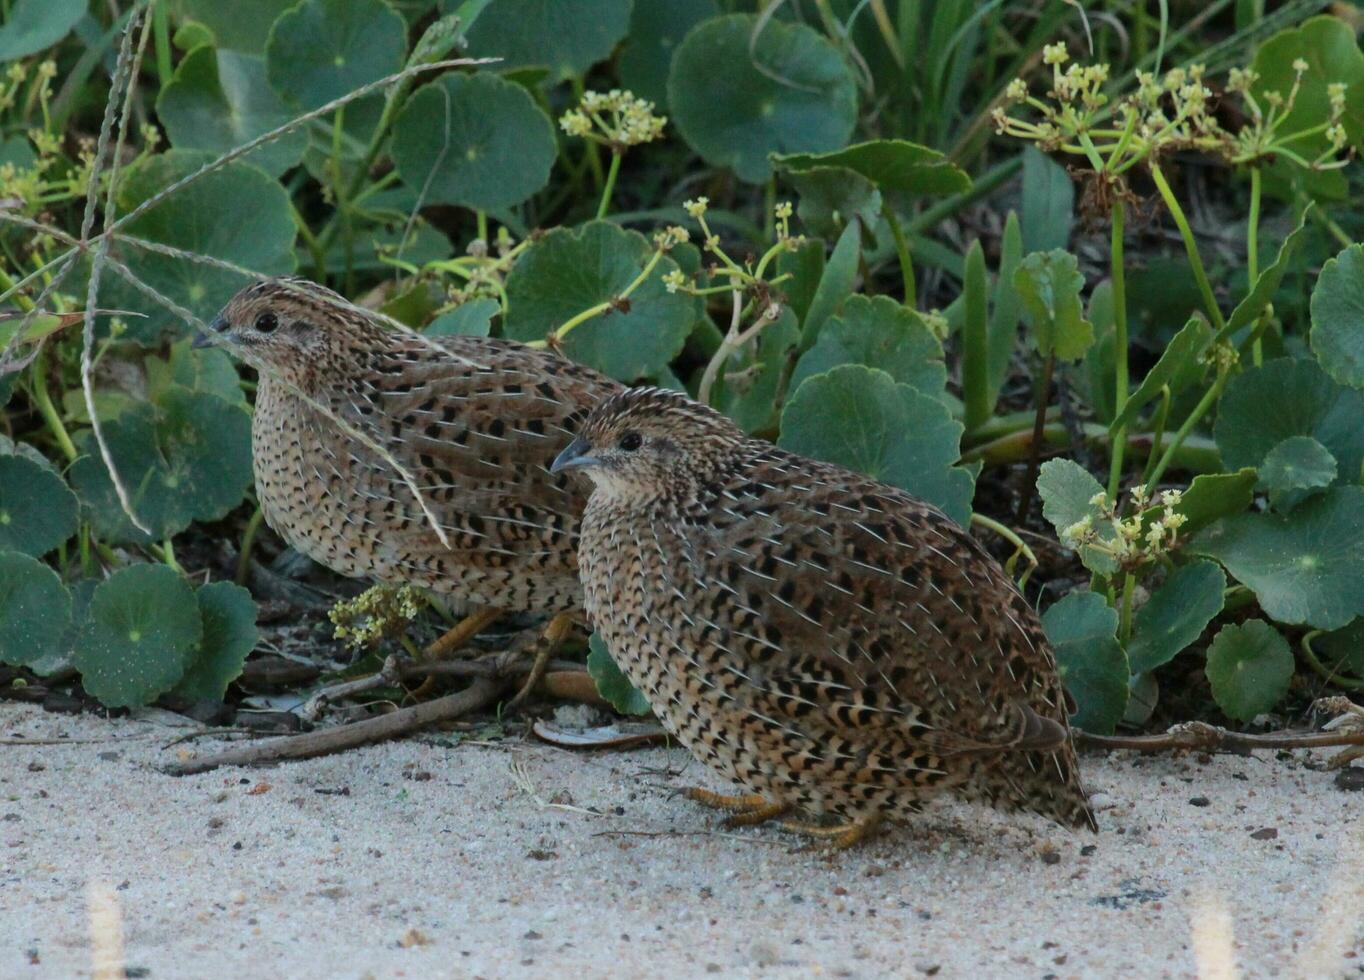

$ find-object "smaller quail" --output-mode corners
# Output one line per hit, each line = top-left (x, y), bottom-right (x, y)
(554, 386), (1096, 847)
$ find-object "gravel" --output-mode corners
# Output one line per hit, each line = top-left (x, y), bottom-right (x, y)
(2, 703), (1360, 978)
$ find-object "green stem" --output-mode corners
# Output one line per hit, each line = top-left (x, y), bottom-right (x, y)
(1300, 631), (1364, 691)
(30, 345), (77, 463)
(1247, 167), (1264, 367)
(1119, 572), (1136, 644)
(476, 210), (489, 243)
(596, 152), (622, 220)
(1145, 367), (1230, 489)
(906, 156), (1021, 235)
(158, 538), (183, 574)
(152, 0), (173, 92)
(1015, 352), (1055, 523)
(1107, 198), (1129, 498)
(1149, 162), (1226, 333)
(551, 248), (666, 343)
(1140, 384), (1172, 487)
(882, 203), (916, 306)
(236, 507), (265, 586)
(969, 512), (1038, 586)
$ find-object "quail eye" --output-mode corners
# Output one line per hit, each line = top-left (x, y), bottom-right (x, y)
(254, 312), (279, 333)
(618, 432), (643, 452)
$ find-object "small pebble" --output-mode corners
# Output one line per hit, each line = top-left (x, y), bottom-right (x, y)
(1188, 796), (1211, 807)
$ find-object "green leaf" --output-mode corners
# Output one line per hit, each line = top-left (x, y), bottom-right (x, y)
(1251, 17), (1364, 163)
(1126, 561), (1226, 674)
(73, 564), (204, 709)
(669, 15), (857, 184)
(1035, 458), (1117, 575)
(157, 47), (307, 177)
(425, 298), (499, 337)
(1110, 315), (1212, 432)
(0, 551), (72, 668)
(713, 307), (800, 434)
(462, 0), (632, 81)
(1080, 280), (1118, 423)
(779, 365), (974, 525)
(1148, 469), (1258, 537)
(0, 0), (84, 62)
(1310, 243), (1364, 388)
(776, 237), (824, 328)
(772, 138), (970, 196)
(801, 219), (860, 347)
(182, 0), (296, 55)
(504, 221), (699, 381)
(174, 582), (258, 701)
(1041, 591), (1129, 735)
(1215, 358), (1364, 487)
(391, 72), (556, 212)
(112, 151), (296, 339)
(617, 0), (717, 108)
(1013, 250), (1094, 361)
(1204, 620), (1294, 722)
(1259, 435), (1337, 504)
(789, 294), (945, 399)
(788, 166), (881, 240)
(1225, 208), (1309, 337)
(265, 0), (407, 110)
(1020, 146), (1073, 254)
(587, 633), (652, 716)
(69, 387), (254, 545)
(0, 456), (78, 557)
(1193, 485), (1364, 630)
(1309, 617), (1364, 681)
(987, 211), (1024, 409)
(148, 340), (248, 406)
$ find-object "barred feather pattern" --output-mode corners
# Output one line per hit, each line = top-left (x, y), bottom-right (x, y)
(217, 279), (621, 613)
(574, 387), (1097, 832)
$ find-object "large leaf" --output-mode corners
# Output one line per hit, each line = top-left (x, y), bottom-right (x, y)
(157, 47), (307, 177)
(587, 633), (652, 716)
(0, 455), (78, 557)
(182, 0), (296, 55)
(391, 72), (556, 212)
(462, 0), (632, 81)
(1110, 315), (1212, 432)
(69, 386), (254, 545)
(1013, 249), (1093, 361)
(73, 564), (203, 709)
(425, 298), (499, 337)
(669, 15), (857, 184)
(1224, 208), (1309, 337)
(504, 221), (698, 381)
(1204, 620), (1294, 722)
(0, 0), (84, 61)
(174, 582), (259, 701)
(1020, 146), (1073, 254)
(800, 219), (860, 347)
(773, 139), (970, 196)
(0, 551), (72, 668)
(1035, 458), (1117, 575)
(1146, 469), (1258, 537)
(1193, 485), (1364, 630)
(790, 294), (945, 399)
(779, 365), (974, 525)
(112, 151), (296, 340)
(986, 211), (1024, 410)
(1126, 561), (1226, 674)
(788, 166), (881, 240)
(1310, 243), (1364, 388)
(1259, 435), (1336, 508)
(1041, 591), (1128, 735)
(617, 0), (717, 108)
(265, 0), (407, 110)
(1310, 618), (1364, 682)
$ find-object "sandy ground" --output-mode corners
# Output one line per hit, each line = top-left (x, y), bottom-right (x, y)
(1, 702), (1360, 980)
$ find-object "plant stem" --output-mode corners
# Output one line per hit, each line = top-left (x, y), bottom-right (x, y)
(1144, 367), (1230, 489)
(30, 345), (78, 463)
(1107, 197), (1129, 498)
(596, 152), (622, 220)
(882, 202), (916, 306)
(1300, 632), (1364, 691)
(1015, 352), (1055, 523)
(549, 248), (666, 344)
(1149, 162), (1226, 333)
(698, 289), (747, 407)
(1247, 166), (1264, 367)
(1119, 572), (1136, 644)
(236, 506), (265, 586)
(158, 538), (183, 574)
(969, 512), (1038, 585)
(1140, 384), (1172, 486)
(152, 0), (173, 92)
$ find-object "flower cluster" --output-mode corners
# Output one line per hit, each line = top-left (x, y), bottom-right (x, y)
(329, 584), (427, 650)
(1061, 485), (1187, 569)
(559, 89), (666, 149)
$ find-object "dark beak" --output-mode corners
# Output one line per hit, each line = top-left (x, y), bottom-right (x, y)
(192, 314), (229, 349)
(550, 436), (600, 474)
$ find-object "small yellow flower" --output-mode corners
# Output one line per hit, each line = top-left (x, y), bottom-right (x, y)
(1005, 78), (1028, 103)
(661, 269), (687, 294)
(1043, 42), (1068, 66)
(683, 196), (709, 219)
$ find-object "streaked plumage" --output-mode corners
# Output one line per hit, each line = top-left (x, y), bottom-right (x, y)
(556, 386), (1096, 841)
(206, 277), (621, 615)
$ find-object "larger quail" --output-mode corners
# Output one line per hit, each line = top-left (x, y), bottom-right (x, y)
(202, 278), (622, 692)
(554, 386), (1096, 846)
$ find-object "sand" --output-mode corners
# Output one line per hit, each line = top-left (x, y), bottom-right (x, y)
(1, 702), (1360, 979)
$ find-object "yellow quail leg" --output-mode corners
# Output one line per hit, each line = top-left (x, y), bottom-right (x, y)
(423, 607), (504, 660)
(777, 814), (884, 850)
(505, 611), (575, 708)
(683, 788), (790, 827)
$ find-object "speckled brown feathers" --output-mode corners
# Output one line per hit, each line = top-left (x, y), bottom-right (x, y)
(560, 386), (1096, 834)
(208, 278), (622, 614)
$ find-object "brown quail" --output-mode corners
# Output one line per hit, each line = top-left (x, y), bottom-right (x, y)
(554, 386), (1096, 846)
(203, 277), (622, 691)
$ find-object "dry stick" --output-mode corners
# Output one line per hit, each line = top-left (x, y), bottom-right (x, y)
(1077, 722), (1364, 755)
(163, 676), (506, 776)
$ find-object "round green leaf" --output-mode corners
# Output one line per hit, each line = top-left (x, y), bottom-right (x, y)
(789, 295), (946, 399)
(1215, 358), (1364, 486)
(1204, 620), (1294, 723)
(69, 387), (253, 545)
(504, 221), (698, 381)
(391, 72), (556, 212)
(265, 0), (407, 110)
(779, 365), (974, 526)
(0, 455), (78, 557)
(74, 564), (203, 709)
(668, 15), (857, 184)
(0, 551), (72, 668)
(157, 47), (307, 177)
(112, 151), (296, 340)
(175, 582), (259, 701)
(587, 633), (652, 716)
(462, 0), (632, 81)
(426, 298), (499, 337)
(1310, 243), (1364, 388)
(1013, 249), (1094, 362)
(1126, 561), (1226, 675)
(1035, 458), (1117, 576)
(0, 0), (84, 61)
(617, 0), (717, 108)
(182, 0), (297, 55)
(1251, 17), (1364, 159)
(1193, 485), (1364, 630)
(773, 139), (971, 196)
(1259, 435), (1337, 498)
(788, 166), (881, 241)
(1041, 590), (1129, 735)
